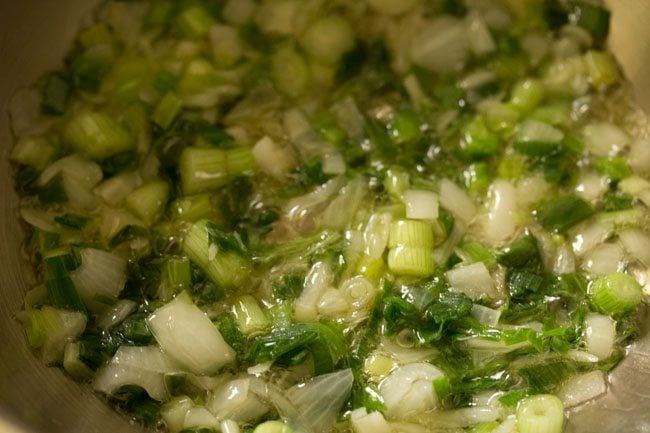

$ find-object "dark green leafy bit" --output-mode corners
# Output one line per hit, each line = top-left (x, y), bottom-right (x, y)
(54, 213), (90, 230)
(41, 73), (71, 115)
(217, 314), (246, 359)
(569, 0), (611, 42)
(101, 152), (138, 177)
(535, 194), (594, 232)
(43, 253), (85, 313)
(112, 386), (161, 427)
(38, 175), (68, 205)
(206, 222), (248, 257)
(110, 225), (150, 248)
(498, 235), (541, 269)
(383, 291), (474, 344)
(272, 274), (304, 301)
(248, 322), (347, 375)
(601, 190), (634, 212)
(517, 357), (576, 393)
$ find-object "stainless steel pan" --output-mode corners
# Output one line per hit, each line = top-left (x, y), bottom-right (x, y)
(1, 1), (649, 432)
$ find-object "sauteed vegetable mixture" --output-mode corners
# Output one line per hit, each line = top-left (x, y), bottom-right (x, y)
(9, 1), (650, 433)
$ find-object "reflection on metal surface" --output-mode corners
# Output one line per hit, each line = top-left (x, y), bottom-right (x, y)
(0, 0), (649, 432)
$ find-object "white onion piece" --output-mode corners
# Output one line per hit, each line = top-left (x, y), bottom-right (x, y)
(553, 243), (576, 274)
(20, 208), (59, 232)
(420, 406), (500, 429)
(340, 276), (376, 311)
(628, 138), (650, 175)
(471, 304), (501, 327)
(283, 108), (329, 158)
(483, 180), (518, 246)
(184, 407), (221, 431)
(566, 349), (599, 363)
(322, 152), (346, 175)
(63, 174), (98, 211)
(285, 177), (345, 233)
(368, 0), (419, 15)
(466, 11), (496, 56)
(285, 369), (354, 433)
(350, 408), (392, 433)
(403, 189), (439, 220)
(380, 363), (444, 419)
(583, 313), (617, 360)
(557, 370), (607, 408)
(221, 420), (242, 433)
(317, 288), (350, 318)
(465, 0), (511, 30)
(148, 293), (236, 375)
(491, 415), (518, 433)
(330, 96), (366, 141)
(446, 262), (497, 300)
(582, 122), (630, 157)
(70, 249), (127, 312)
(378, 338), (438, 364)
(575, 173), (608, 202)
(522, 32), (550, 66)
(516, 175), (551, 209)
(95, 171), (142, 207)
(439, 179), (476, 225)
(207, 377), (270, 423)
(161, 396), (194, 433)
(410, 17), (469, 74)
(571, 221), (610, 257)
(96, 300), (137, 329)
(252, 136), (295, 180)
(295, 261), (334, 322)
(581, 243), (624, 276)
(222, 0), (256, 25)
(39, 154), (103, 188)
(517, 120), (564, 144)
(619, 229), (650, 266)
(94, 346), (176, 401)
(459, 69), (496, 91)
(544, 56), (589, 95)
(322, 177), (368, 230)
(403, 74), (433, 111)
(100, 207), (146, 240)
(364, 213), (392, 259)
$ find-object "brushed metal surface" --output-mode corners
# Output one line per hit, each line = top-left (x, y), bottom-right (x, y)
(0, 1), (649, 433)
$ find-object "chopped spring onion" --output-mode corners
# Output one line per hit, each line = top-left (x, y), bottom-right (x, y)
(590, 272), (643, 314)
(388, 220), (434, 249)
(536, 195), (594, 233)
(233, 295), (270, 334)
(179, 146), (254, 194)
(20, 306), (86, 365)
(516, 394), (564, 433)
(125, 180), (169, 225)
(64, 111), (134, 161)
(387, 246), (435, 278)
(147, 292), (236, 375)
(9, 2), (650, 432)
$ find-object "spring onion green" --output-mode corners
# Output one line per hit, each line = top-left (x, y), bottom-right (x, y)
(9, 1), (650, 432)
